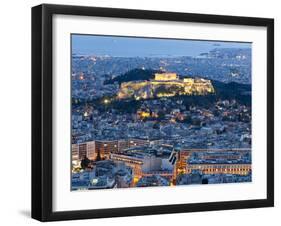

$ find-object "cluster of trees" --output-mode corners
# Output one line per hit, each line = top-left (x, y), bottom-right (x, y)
(212, 80), (251, 106)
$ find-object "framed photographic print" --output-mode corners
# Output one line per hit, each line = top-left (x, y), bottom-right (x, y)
(32, 4), (274, 221)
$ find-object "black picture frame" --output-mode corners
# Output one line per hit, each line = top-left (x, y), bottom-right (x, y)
(32, 3), (274, 222)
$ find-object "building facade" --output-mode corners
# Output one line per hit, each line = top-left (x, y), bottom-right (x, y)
(71, 141), (96, 161)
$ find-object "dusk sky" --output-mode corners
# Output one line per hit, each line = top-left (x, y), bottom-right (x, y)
(72, 34), (251, 57)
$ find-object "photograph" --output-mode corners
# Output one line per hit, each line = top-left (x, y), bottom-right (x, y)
(71, 34), (252, 190)
(30, 3), (274, 221)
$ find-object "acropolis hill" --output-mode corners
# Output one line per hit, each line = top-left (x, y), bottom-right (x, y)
(117, 72), (215, 100)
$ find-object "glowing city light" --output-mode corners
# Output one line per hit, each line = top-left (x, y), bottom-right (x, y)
(103, 99), (110, 104)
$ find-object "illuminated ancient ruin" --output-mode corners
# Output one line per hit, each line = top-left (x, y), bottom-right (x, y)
(117, 72), (215, 100)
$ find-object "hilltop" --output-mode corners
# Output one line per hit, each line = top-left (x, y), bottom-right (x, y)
(104, 69), (251, 103)
(104, 68), (160, 85)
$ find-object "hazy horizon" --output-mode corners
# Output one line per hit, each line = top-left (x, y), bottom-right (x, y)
(72, 34), (251, 58)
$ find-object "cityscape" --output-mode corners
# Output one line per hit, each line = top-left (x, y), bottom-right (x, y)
(71, 34), (252, 190)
